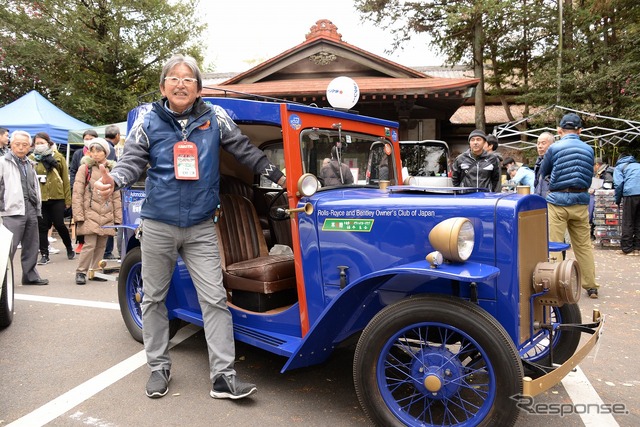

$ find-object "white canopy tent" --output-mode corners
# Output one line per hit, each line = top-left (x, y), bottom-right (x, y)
(494, 105), (640, 157)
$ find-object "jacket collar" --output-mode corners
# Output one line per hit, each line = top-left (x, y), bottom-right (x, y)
(155, 97), (209, 122)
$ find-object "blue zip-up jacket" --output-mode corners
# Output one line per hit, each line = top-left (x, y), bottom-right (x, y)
(110, 97), (283, 227)
(539, 133), (594, 206)
(613, 155), (640, 205)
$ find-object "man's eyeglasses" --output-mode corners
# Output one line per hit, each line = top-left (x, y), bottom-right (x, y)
(164, 76), (198, 86)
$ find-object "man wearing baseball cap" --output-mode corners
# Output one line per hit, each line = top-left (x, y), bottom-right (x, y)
(451, 129), (501, 192)
(539, 113), (599, 298)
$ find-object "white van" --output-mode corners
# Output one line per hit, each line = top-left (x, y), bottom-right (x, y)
(0, 218), (14, 328)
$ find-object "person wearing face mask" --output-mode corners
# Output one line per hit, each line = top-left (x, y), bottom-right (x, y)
(30, 132), (75, 264)
(69, 129), (98, 254)
(72, 138), (121, 284)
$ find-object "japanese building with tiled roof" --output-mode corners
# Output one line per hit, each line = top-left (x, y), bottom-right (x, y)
(202, 19), (480, 142)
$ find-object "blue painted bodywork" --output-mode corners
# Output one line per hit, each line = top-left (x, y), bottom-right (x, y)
(118, 97), (551, 372)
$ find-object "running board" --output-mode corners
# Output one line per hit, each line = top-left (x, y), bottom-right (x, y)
(233, 324), (301, 358)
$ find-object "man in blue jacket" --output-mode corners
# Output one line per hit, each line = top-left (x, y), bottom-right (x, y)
(540, 113), (598, 298)
(613, 153), (640, 255)
(95, 54), (285, 400)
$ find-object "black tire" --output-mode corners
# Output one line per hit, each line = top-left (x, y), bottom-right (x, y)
(354, 295), (523, 427)
(0, 257), (14, 328)
(118, 247), (182, 343)
(522, 303), (582, 366)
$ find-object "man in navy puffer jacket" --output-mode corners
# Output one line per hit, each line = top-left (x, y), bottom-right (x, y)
(613, 154), (640, 255)
(540, 113), (598, 298)
(94, 54), (285, 401)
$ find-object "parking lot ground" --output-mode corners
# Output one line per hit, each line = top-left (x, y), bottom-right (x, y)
(1, 244), (638, 426)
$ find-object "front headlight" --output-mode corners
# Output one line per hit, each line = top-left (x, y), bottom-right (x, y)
(428, 217), (475, 262)
(532, 259), (581, 306)
(297, 173), (319, 197)
(403, 176), (417, 186)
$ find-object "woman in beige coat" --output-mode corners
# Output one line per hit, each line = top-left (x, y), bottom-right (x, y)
(72, 138), (122, 285)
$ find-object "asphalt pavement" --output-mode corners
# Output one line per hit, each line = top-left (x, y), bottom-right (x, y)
(0, 241), (638, 427)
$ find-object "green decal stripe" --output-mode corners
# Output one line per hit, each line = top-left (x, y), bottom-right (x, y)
(322, 218), (374, 232)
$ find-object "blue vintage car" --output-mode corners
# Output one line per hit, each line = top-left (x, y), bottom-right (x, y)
(117, 97), (602, 426)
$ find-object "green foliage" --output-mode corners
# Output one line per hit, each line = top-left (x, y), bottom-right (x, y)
(355, 0), (639, 146)
(0, 0), (206, 124)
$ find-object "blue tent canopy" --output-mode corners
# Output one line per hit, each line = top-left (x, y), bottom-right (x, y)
(0, 90), (91, 144)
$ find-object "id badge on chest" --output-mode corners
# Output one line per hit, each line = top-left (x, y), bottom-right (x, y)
(173, 141), (199, 180)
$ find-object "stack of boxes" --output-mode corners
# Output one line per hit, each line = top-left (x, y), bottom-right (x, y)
(593, 189), (622, 248)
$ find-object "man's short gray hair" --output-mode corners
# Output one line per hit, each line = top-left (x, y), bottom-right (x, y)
(10, 130), (31, 143)
(507, 164), (519, 175)
(105, 124), (121, 139)
(160, 54), (202, 91)
(537, 131), (555, 143)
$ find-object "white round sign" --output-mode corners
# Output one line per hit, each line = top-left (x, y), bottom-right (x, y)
(326, 76), (360, 110)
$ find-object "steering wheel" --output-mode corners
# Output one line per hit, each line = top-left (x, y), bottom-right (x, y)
(268, 188), (289, 222)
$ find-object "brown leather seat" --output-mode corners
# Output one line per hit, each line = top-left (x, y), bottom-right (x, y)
(219, 174), (272, 245)
(220, 174), (254, 201)
(216, 194), (296, 296)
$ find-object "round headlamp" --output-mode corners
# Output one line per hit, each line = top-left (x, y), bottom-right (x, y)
(428, 217), (475, 262)
(297, 173), (319, 197)
(532, 259), (581, 306)
(403, 176), (417, 186)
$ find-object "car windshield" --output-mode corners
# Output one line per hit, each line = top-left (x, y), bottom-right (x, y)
(400, 142), (449, 177)
(300, 128), (396, 187)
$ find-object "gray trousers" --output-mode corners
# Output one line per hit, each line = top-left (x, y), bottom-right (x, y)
(4, 202), (42, 283)
(140, 218), (236, 381)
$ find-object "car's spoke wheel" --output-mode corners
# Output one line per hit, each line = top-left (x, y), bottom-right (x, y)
(354, 295), (523, 427)
(118, 247), (181, 342)
(521, 303), (582, 365)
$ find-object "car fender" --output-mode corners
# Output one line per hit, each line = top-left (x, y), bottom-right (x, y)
(282, 259), (500, 372)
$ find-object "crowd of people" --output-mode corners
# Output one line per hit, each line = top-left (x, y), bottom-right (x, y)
(0, 126), (123, 288)
(2, 55), (639, 401)
(2, 54), (276, 402)
(450, 113), (640, 300)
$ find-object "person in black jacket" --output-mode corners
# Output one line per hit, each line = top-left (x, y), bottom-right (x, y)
(451, 129), (501, 192)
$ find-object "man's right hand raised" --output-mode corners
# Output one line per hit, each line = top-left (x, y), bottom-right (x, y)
(94, 164), (115, 199)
